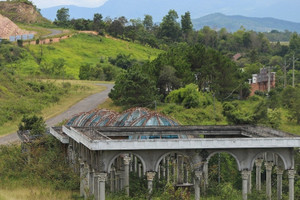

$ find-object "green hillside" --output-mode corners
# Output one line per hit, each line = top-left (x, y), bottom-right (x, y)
(2, 33), (162, 79)
(24, 33), (162, 78)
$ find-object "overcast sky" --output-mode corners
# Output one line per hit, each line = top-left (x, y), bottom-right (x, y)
(1, 0), (299, 22)
(30, 0), (108, 8)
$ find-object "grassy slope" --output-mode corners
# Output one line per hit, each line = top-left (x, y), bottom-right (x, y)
(0, 78), (107, 136)
(26, 33), (162, 78)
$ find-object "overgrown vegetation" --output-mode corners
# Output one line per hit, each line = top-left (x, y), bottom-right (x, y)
(0, 71), (71, 127)
(0, 136), (79, 192)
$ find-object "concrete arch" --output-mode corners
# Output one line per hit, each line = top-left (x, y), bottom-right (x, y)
(107, 152), (147, 174)
(250, 151), (288, 170)
(207, 151), (242, 171)
(154, 151), (192, 172)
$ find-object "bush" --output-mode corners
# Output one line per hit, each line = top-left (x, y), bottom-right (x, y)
(18, 115), (46, 136)
(165, 84), (213, 108)
(0, 135), (79, 190)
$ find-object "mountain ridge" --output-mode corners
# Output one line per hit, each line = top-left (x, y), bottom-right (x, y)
(192, 13), (300, 32)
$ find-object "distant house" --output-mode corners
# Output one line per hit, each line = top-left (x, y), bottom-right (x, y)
(249, 68), (276, 96)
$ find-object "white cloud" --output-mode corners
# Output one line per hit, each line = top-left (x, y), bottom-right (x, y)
(31, 0), (108, 8)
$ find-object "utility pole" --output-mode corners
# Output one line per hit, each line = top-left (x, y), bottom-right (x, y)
(282, 59), (289, 88)
(267, 66), (271, 93)
(292, 54), (298, 88)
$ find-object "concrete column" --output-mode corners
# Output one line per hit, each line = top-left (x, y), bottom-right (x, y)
(194, 171), (202, 200)
(203, 161), (208, 195)
(162, 158), (166, 179)
(79, 160), (85, 197)
(241, 170), (250, 200)
(147, 171), (156, 194)
(114, 172), (119, 192)
(178, 155), (184, 184)
(248, 171), (252, 194)
(98, 173), (107, 200)
(158, 165), (161, 180)
(138, 163), (142, 178)
(255, 159), (263, 191)
(184, 166), (188, 183)
(134, 156), (137, 172)
(276, 167), (284, 200)
(172, 159), (176, 183)
(265, 162), (273, 200)
(288, 169), (295, 200)
(110, 168), (115, 193)
(166, 157), (170, 182)
(130, 154), (133, 172)
(94, 172), (99, 200)
(119, 172), (124, 191)
(84, 163), (90, 198)
(123, 155), (131, 196)
(89, 167), (95, 196)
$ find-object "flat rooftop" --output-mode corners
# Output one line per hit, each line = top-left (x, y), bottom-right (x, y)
(49, 125), (300, 150)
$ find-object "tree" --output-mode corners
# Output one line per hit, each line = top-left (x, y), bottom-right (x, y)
(143, 15), (153, 31)
(181, 11), (193, 39)
(55, 7), (70, 26)
(158, 65), (180, 98)
(93, 13), (105, 32)
(158, 10), (181, 42)
(19, 115), (46, 136)
(109, 66), (159, 108)
(108, 19), (124, 37)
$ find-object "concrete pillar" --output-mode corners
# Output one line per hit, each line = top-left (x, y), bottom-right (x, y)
(203, 161), (208, 195)
(247, 171), (252, 194)
(194, 171), (202, 200)
(173, 159), (176, 183)
(123, 155), (131, 196)
(158, 165), (161, 180)
(119, 172), (124, 191)
(94, 172), (99, 200)
(166, 157), (170, 182)
(130, 154), (133, 172)
(110, 168), (115, 193)
(178, 155), (184, 184)
(134, 156), (137, 172)
(98, 173), (107, 200)
(89, 167), (95, 196)
(114, 172), (119, 192)
(162, 158), (166, 179)
(84, 163), (90, 198)
(79, 160), (85, 197)
(184, 166), (188, 183)
(255, 159), (263, 191)
(265, 161), (273, 200)
(241, 170), (250, 200)
(288, 169), (295, 200)
(276, 167), (284, 200)
(138, 163), (142, 178)
(147, 171), (156, 194)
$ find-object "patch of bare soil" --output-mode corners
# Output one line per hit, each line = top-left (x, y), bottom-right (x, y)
(0, 14), (33, 39)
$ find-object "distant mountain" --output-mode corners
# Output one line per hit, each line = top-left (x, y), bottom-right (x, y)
(41, 0), (206, 22)
(40, 0), (300, 23)
(192, 13), (300, 33)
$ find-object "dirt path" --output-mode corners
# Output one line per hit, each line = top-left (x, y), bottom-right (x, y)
(0, 83), (114, 145)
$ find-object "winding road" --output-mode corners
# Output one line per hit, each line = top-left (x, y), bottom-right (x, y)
(0, 83), (114, 145)
(42, 29), (63, 38)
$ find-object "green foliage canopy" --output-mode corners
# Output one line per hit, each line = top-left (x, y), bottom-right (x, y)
(109, 66), (159, 108)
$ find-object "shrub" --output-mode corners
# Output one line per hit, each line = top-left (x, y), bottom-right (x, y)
(166, 84), (212, 108)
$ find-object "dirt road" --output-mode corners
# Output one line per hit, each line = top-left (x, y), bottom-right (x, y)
(0, 83), (114, 145)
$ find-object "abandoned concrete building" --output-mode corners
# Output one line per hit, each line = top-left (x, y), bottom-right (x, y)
(48, 107), (300, 200)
